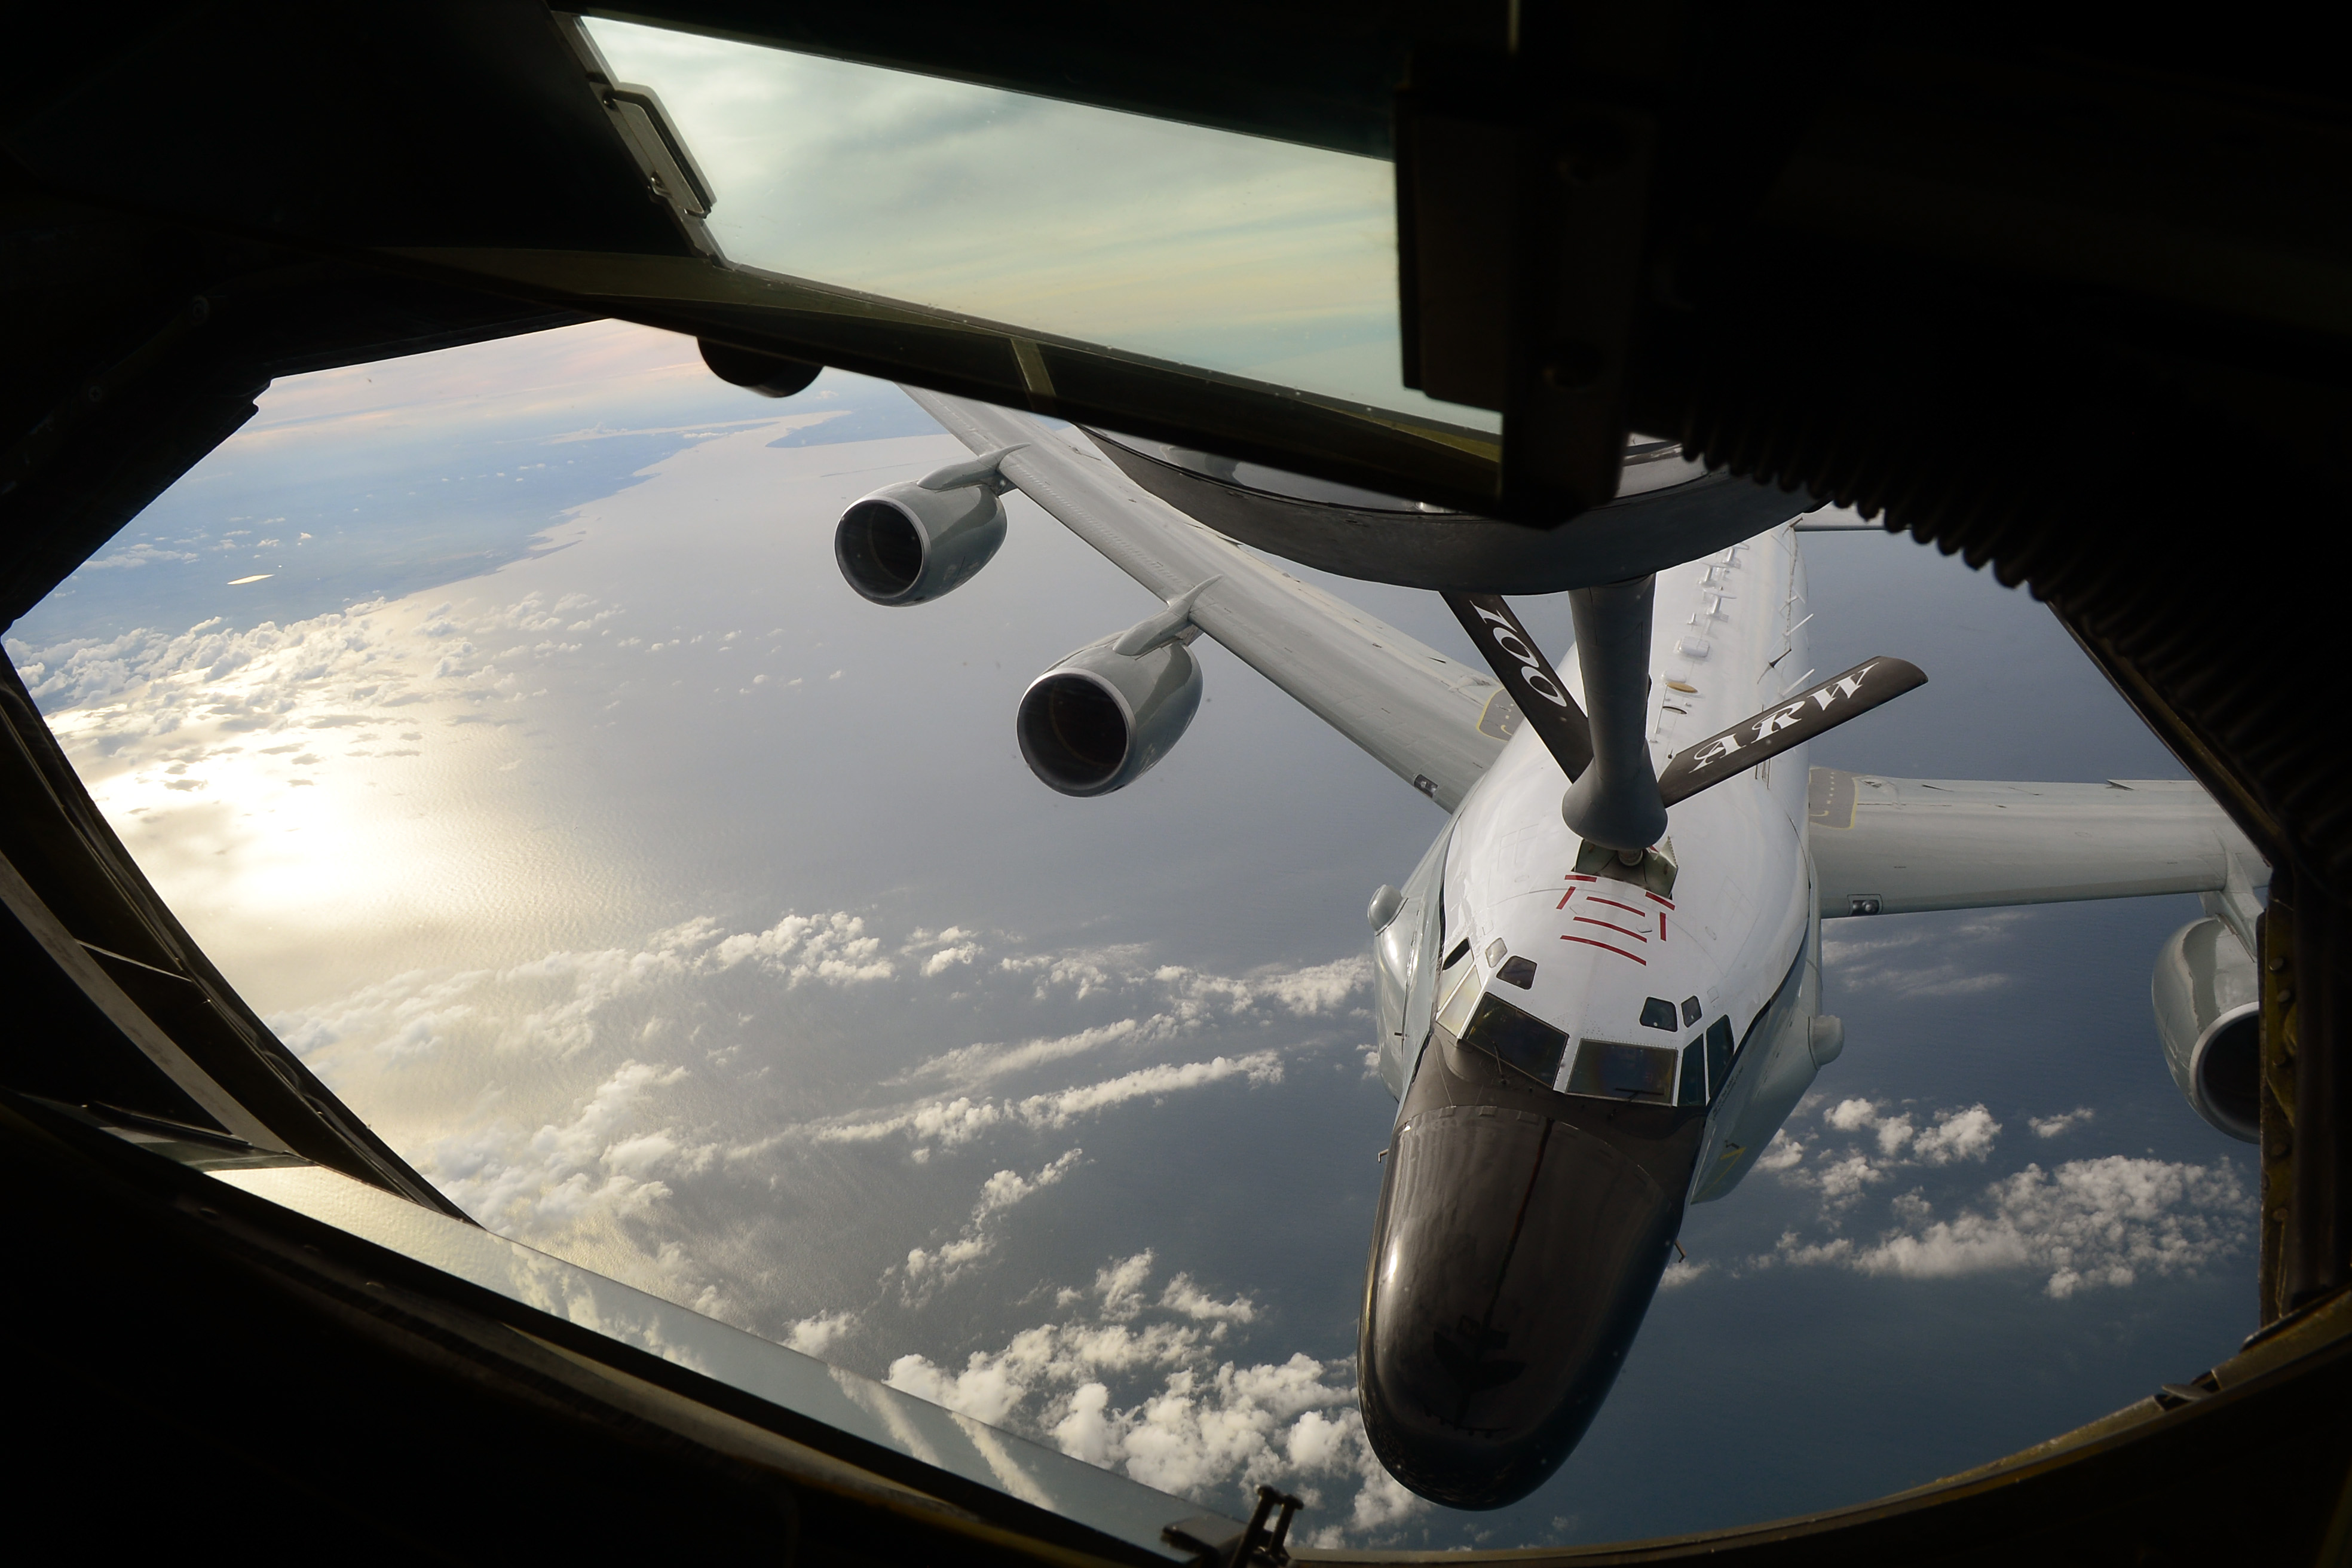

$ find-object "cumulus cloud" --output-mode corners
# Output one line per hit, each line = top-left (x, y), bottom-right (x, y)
(787, 1309), (862, 1358)
(904, 1149), (1085, 1294)
(1824, 1098), (1878, 1132)
(1722, 1095), (2249, 1298)
(2031, 1108), (2096, 1139)
(262, 900), (1368, 1373)
(1781, 1100), (2001, 1193)
(1913, 1105), (2001, 1165)
(883, 1252), (1422, 1543)
(1841, 1157), (2250, 1297)
(1659, 1257), (1713, 1288)
(1161, 1273), (1258, 1325)
(419, 1059), (707, 1244)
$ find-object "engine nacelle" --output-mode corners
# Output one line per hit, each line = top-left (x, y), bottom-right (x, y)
(835, 448), (1021, 605)
(1016, 637), (1203, 796)
(2152, 915), (2259, 1143)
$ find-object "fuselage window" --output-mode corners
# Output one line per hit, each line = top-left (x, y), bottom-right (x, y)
(1564, 1038), (1677, 1102)
(1677, 1037), (1705, 1107)
(1458, 992), (1570, 1085)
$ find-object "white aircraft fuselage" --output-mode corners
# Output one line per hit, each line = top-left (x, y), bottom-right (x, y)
(1362, 528), (1830, 1508)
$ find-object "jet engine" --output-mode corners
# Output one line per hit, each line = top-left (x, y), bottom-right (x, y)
(834, 447), (1020, 605)
(1016, 584), (1215, 797)
(2152, 915), (2260, 1142)
(1017, 638), (1203, 797)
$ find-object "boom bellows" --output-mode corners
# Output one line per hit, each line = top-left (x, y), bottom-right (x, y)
(1444, 590), (1924, 826)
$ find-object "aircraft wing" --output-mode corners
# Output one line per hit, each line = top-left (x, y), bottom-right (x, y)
(1808, 768), (2266, 924)
(904, 388), (1509, 810)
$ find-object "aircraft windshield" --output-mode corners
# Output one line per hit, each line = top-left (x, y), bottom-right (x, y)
(1563, 1039), (1679, 1103)
(1457, 992), (1571, 1086)
(581, 17), (1497, 437)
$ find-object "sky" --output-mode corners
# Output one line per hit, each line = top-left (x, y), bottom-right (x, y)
(4, 319), (2258, 1552)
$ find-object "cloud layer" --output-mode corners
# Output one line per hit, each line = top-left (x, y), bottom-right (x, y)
(1726, 1096), (2249, 1298)
(885, 1251), (1421, 1543)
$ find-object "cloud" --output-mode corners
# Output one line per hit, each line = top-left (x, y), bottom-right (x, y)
(1781, 1100), (2002, 1195)
(903, 1149), (1085, 1294)
(787, 1309), (861, 1358)
(881, 1252), (1422, 1542)
(85, 542), (200, 570)
(1766, 1156), (2250, 1297)
(1824, 1097), (1878, 1132)
(1731, 1098), (2248, 1299)
(706, 911), (896, 986)
(1015, 1054), (1285, 1128)
(274, 909), (898, 1065)
(1822, 912), (2025, 999)
(897, 1018), (1146, 1089)
(1162, 1273), (1258, 1324)
(1913, 1105), (2001, 1165)
(810, 1053), (1287, 1154)
(419, 1059), (705, 1241)
(2031, 1108), (2096, 1139)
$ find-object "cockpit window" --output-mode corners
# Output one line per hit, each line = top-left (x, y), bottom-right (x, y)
(1677, 1039), (1705, 1106)
(1458, 993), (1570, 1085)
(1704, 1017), (1734, 1097)
(1564, 1039), (1677, 1102)
(1443, 937), (1471, 969)
(1681, 996), (1702, 1027)
(1639, 997), (1679, 1031)
(1496, 955), (1537, 989)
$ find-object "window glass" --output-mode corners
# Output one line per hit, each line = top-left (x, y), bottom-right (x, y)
(1564, 1039), (1677, 1102)
(1678, 1039), (1705, 1107)
(584, 18), (1497, 437)
(1639, 996), (1679, 1031)
(1458, 993), (1571, 1086)
(1705, 1017), (1734, 1098)
(1435, 958), (1484, 1037)
(4, 321), (1459, 1541)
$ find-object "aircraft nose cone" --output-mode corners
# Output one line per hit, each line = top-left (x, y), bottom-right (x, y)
(1359, 1104), (1679, 1509)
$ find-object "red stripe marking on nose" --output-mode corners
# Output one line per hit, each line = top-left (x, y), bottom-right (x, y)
(1588, 896), (1645, 915)
(1562, 935), (1646, 965)
(1573, 916), (1647, 942)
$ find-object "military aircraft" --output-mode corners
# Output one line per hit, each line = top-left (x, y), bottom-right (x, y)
(832, 388), (2265, 1509)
